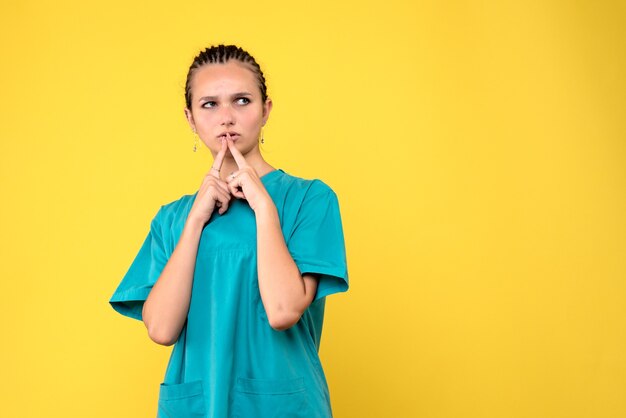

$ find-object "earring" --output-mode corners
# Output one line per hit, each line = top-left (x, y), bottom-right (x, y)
(193, 131), (198, 152)
(260, 128), (265, 144)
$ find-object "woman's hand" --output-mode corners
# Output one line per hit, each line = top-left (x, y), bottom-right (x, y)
(225, 134), (273, 213)
(187, 139), (232, 225)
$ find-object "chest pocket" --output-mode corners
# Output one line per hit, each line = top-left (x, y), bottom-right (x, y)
(157, 380), (207, 418)
(230, 376), (313, 418)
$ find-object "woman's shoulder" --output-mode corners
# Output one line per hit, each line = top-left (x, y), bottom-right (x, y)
(153, 191), (197, 225)
(274, 169), (337, 198)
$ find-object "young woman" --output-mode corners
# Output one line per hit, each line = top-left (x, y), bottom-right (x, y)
(109, 44), (349, 418)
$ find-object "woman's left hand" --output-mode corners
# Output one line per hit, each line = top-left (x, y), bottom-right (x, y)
(225, 134), (274, 212)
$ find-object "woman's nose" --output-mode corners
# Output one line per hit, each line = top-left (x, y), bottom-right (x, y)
(219, 104), (235, 125)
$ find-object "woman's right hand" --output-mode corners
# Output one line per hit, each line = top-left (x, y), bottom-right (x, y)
(187, 138), (231, 225)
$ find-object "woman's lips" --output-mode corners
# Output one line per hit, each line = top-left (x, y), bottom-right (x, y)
(218, 133), (239, 140)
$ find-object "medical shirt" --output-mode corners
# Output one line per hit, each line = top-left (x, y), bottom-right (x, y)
(109, 169), (349, 418)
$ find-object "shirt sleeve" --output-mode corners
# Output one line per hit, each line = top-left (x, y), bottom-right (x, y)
(287, 182), (349, 302)
(109, 206), (169, 321)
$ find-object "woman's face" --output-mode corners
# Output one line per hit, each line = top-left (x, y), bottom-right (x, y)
(185, 60), (272, 157)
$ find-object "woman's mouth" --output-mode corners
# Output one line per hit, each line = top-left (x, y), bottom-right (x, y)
(218, 132), (240, 140)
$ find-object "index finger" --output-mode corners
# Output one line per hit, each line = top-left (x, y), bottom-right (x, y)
(226, 133), (248, 169)
(210, 138), (228, 178)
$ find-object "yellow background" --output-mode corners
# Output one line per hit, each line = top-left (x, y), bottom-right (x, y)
(1, 1), (625, 417)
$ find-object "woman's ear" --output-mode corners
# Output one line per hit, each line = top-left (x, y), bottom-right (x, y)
(184, 108), (196, 132)
(262, 98), (273, 125)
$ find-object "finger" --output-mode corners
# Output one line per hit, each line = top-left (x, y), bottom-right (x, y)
(231, 189), (246, 199)
(215, 179), (230, 194)
(210, 138), (228, 178)
(207, 175), (230, 194)
(203, 176), (229, 195)
(227, 177), (246, 199)
(226, 169), (242, 183)
(217, 193), (231, 214)
(226, 133), (248, 169)
(214, 192), (231, 214)
(213, 187), (231, 204)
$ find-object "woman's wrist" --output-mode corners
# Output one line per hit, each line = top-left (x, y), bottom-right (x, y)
(184, 214), (207, 233)
(254, 196), (278, 219)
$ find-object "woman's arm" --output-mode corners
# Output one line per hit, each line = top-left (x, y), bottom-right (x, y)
(141, 216), (205, 346)
(222, 136), (318, 331)
(143, 141), (230, 345)
(255, 201), (319, 331)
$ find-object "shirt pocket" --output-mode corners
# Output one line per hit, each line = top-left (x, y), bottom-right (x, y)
(230, 376), (313, 418)
(157, 380), (207, 418)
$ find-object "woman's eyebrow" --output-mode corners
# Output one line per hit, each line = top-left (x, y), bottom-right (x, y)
(198, 92), (252, 102)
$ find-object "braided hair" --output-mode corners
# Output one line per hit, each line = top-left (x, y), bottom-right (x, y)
(184, 44), (268, 110)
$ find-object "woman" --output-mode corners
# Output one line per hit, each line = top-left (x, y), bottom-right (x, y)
(109, 44), (349, 418)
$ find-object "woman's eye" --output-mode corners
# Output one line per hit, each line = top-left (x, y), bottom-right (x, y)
(236, 97), (250, 105)
(202, 101), (217, 108)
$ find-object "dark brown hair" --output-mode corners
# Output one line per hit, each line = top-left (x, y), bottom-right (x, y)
(184, 44), (268, 110)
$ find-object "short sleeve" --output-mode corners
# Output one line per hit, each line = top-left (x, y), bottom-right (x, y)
(109, 206), (169, 321)
(287, 183), (349, 302)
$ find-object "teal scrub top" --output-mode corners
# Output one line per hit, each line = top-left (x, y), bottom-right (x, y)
(109, 169), (349, 418)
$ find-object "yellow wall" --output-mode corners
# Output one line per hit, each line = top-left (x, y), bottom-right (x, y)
(1, 1), (625, 417)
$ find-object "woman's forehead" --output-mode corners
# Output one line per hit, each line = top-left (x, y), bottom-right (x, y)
(192, 61), (258, 95)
